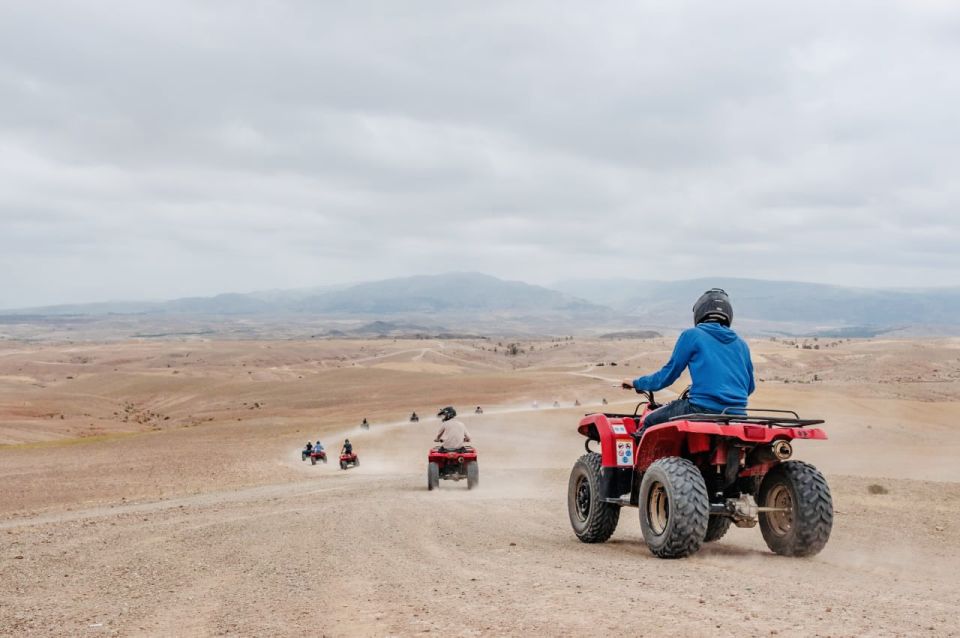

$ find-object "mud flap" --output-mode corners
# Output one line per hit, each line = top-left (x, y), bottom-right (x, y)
(599, 466), (633, 501)
(723, 444), (741, 490)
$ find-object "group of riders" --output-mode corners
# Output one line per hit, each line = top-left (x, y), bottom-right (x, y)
(302, 405), (474, 462)
(301, 288), (753, 463)
(301, 438), (353, 460)
(411, 406), (481, 421)
(301, 440), (322, 460)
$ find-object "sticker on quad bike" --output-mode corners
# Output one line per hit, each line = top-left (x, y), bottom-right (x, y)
(612, 424), (627, 435)
(615, 439), (634, 466)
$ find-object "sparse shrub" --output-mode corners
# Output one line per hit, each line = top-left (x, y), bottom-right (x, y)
(867, 484), (889, 495)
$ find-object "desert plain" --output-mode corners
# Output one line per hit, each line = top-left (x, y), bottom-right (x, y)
(1, 336), (959, 637)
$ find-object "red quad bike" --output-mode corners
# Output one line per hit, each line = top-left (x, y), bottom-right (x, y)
(339, 453), (359, 470)
(310, 450), (327, 465)
(567, 389), (833, 559)
(427, 447), (478, 490)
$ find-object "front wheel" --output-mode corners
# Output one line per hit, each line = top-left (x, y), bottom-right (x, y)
(639, 457), (709, 558)
(340, 461), (347, 470)
(704, 516), (732, 543)
(310, 456), (316, 466)
(758, 461), (833, 557)
(466, 461), (478, 490)
(567, 453), (620, 543)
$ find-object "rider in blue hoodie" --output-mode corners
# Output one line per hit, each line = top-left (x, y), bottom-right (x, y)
(622, 289), (754, 430)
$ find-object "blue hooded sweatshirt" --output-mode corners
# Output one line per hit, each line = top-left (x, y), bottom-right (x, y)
(632, 323), (755, 413)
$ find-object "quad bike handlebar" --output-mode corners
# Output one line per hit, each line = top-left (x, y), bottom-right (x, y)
(618, 382), (659, 414)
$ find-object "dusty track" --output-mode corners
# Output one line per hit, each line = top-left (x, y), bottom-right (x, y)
(2, 339), (960, 636)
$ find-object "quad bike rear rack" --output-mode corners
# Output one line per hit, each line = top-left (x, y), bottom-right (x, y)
(595, 406), (824, 428)
(668, 408), (824, 428)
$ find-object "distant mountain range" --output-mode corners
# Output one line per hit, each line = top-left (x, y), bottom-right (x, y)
(553, 277), (960, 333)
(4, 272), (960, 336)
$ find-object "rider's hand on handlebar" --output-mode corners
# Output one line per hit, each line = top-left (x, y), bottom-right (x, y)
(621, 379), (635, 390)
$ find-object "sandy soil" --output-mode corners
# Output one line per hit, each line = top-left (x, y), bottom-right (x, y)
(2, 338), (959, 637)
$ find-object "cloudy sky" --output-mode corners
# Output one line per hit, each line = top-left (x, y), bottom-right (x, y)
(2, 1), (959, 307)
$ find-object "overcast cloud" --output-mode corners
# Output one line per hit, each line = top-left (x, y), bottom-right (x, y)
(2, 1), (960, 307)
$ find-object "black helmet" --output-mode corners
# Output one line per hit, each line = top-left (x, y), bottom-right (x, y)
(693, 288), (733, 326)
(437, 406), (457, 421)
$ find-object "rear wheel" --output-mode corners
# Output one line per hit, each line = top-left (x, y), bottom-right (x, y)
(759, 461), (833, 556)
(567, 453), (621, 543)
(466, 461), (478, 490)
(639, 457), (709, 558)
(428, 462), (440, 490)
(704, 516), (732, 543)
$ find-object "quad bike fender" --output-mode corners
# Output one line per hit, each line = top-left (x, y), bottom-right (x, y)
(578, 414), (639, 469)
(427, 448), (478, 468)
(577, 414), (637, 501)
(635, 420), (827, 472)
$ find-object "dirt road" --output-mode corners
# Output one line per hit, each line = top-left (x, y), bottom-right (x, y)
(3, 338), (960, 636)
(3, 400), (959, 637)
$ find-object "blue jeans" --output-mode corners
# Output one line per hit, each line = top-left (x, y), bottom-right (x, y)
(641, 398), (710, 430)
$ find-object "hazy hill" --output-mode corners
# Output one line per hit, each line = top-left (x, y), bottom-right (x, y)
(296, 273), (601, 314)
(4, 273), (602, 318)
(5, 273), (960, 336)
(553, 277), (960, 333)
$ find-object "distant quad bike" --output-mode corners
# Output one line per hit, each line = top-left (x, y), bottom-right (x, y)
(339, 453), (359, 470)
(360, 419), (370, 430)
(309, 450), (327, 465)
(410, 413), (420, 423)
(427, 447), (478, 490)
(567, 390), (833, 559)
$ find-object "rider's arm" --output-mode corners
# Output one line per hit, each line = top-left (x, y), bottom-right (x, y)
(632, 329), (696, 392)
(746, 344), (756, 396)
(435, 425), (445, 442)
(463, 425), (471, 442)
